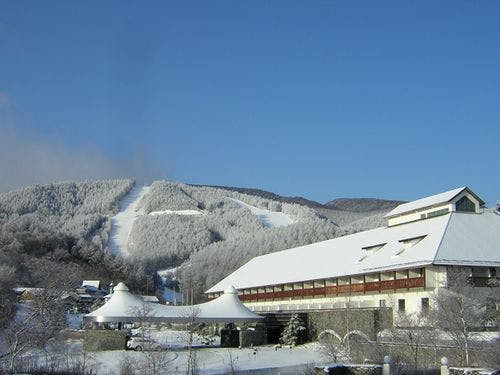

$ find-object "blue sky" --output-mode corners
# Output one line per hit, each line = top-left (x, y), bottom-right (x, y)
(0, 1), (499, 204)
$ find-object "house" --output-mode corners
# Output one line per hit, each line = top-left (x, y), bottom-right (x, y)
(13, 287), (44, 302)
(206, 187), (499, 321)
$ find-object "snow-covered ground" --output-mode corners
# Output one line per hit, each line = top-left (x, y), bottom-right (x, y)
(149, 209), (205, 216)
(93, 343), (324, 374)
(108, 185), (150, 257)
(228, 198), (294, 228)
(10, 328), (325, 375)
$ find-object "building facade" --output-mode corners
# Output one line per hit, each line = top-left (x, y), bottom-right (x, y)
(206, 187), (500, 320)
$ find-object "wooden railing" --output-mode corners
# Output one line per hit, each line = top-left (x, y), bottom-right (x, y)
(235, 276), (425, 302)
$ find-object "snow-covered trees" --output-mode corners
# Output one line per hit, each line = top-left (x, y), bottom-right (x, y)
(125, 181), (341, 301)
(280, 314), (306, 346)
(0, 179), (140, 328)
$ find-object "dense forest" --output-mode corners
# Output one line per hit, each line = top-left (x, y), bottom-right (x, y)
(0, 180), (144, 328)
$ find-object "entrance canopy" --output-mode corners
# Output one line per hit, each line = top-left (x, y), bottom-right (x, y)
(85, 282), (262, 324)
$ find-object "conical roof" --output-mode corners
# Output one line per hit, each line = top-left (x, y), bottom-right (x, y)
(86, 283), (262, 323)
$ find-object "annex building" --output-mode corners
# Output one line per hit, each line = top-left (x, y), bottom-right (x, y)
(206, 187), (500, 319)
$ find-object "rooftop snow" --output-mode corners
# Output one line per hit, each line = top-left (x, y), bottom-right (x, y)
(434, 212), (500, 266)
(385, 187), (467, 218)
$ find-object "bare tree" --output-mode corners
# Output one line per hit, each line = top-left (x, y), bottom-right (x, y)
(223, 349), (239, 375)
(2, 260), (76, 373)
(184, 306), (201, 375)
(431, 267), (496, 366)
(392, 312), (431, 370)
(129, 301), (156, 344)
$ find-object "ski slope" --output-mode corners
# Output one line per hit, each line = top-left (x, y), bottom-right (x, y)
(108, 185), (150, 257)
(228, 198), (294, 228)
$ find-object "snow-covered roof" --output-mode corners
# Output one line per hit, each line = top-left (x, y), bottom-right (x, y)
(82, 280), (101, 289)
(385, 186), (484, 218)
(13, 287), (44, 295)
(206, 212), (500, 293)
(140, 295), (160, 303)
(85, 283), (262, 323)
(434, 212), (500, 266)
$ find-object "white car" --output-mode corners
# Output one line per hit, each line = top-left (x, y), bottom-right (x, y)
(126, 337), (161, 351)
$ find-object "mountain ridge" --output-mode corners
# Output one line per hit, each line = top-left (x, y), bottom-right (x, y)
(189, 184), (404, 212)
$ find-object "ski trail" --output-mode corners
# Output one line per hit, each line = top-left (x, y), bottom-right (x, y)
(108, 185), (150, 257)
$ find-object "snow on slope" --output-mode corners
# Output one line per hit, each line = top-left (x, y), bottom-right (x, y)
(149, 209), (204, 216)
(108, 185), (150, 257)
(228, 198), (294, 228)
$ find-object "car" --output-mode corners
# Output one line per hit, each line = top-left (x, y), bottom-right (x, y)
(126, 337), (161, 351)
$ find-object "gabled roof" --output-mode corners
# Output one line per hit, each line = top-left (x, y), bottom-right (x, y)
(385, 187), (484, 218)
(206, 212), (500, 294)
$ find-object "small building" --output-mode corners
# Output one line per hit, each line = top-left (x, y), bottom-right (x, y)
(206, 187), (499, 323)
(13, 287), (44, 302)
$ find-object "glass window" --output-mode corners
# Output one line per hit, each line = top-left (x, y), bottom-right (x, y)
(456, 196), (476, 212)
(398, 299), (405, 312)
(421, 297), (429, 315)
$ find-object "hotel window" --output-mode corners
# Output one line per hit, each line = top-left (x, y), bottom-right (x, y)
(398, 299), (406, 312)
(421, 298), (429, 315)
(379, 299), (386, 308)
(427, 208), (450, 218)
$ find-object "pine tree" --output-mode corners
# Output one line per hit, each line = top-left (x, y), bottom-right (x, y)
(280, 314), (306, 347)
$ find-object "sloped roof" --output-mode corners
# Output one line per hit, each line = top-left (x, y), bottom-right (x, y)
(206, 214), (451, 293)
(85, 283), (262, 323)
(434, 212), (500, 266)
(206, 212), (500, 293)
(385, 187), (486, 219)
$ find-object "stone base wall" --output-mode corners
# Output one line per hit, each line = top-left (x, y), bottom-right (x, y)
(308, 308), (393, 341)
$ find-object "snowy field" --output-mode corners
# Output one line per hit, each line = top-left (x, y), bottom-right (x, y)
(228, 198), (294, 228)
(108, 185), (150, 257)
(93, 343), (325, 374)
(8, 328), (325, 375)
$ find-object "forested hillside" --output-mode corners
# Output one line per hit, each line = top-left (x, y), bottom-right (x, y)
(0, 180), (139, 328)
(127, 182), (346, 300)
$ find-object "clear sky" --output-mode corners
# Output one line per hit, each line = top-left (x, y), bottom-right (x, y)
(0, 1), (499, 205)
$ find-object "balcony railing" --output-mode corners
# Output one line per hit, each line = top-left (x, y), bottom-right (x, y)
(236, 276), (425, 302)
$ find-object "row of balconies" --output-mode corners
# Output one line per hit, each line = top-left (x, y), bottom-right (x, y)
(238, 276), (425, 302)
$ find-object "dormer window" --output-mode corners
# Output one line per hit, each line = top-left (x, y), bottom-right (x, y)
(394, 235), (426, 256)
(358, 243), (386, 262)
(455, 196), (476, 213)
